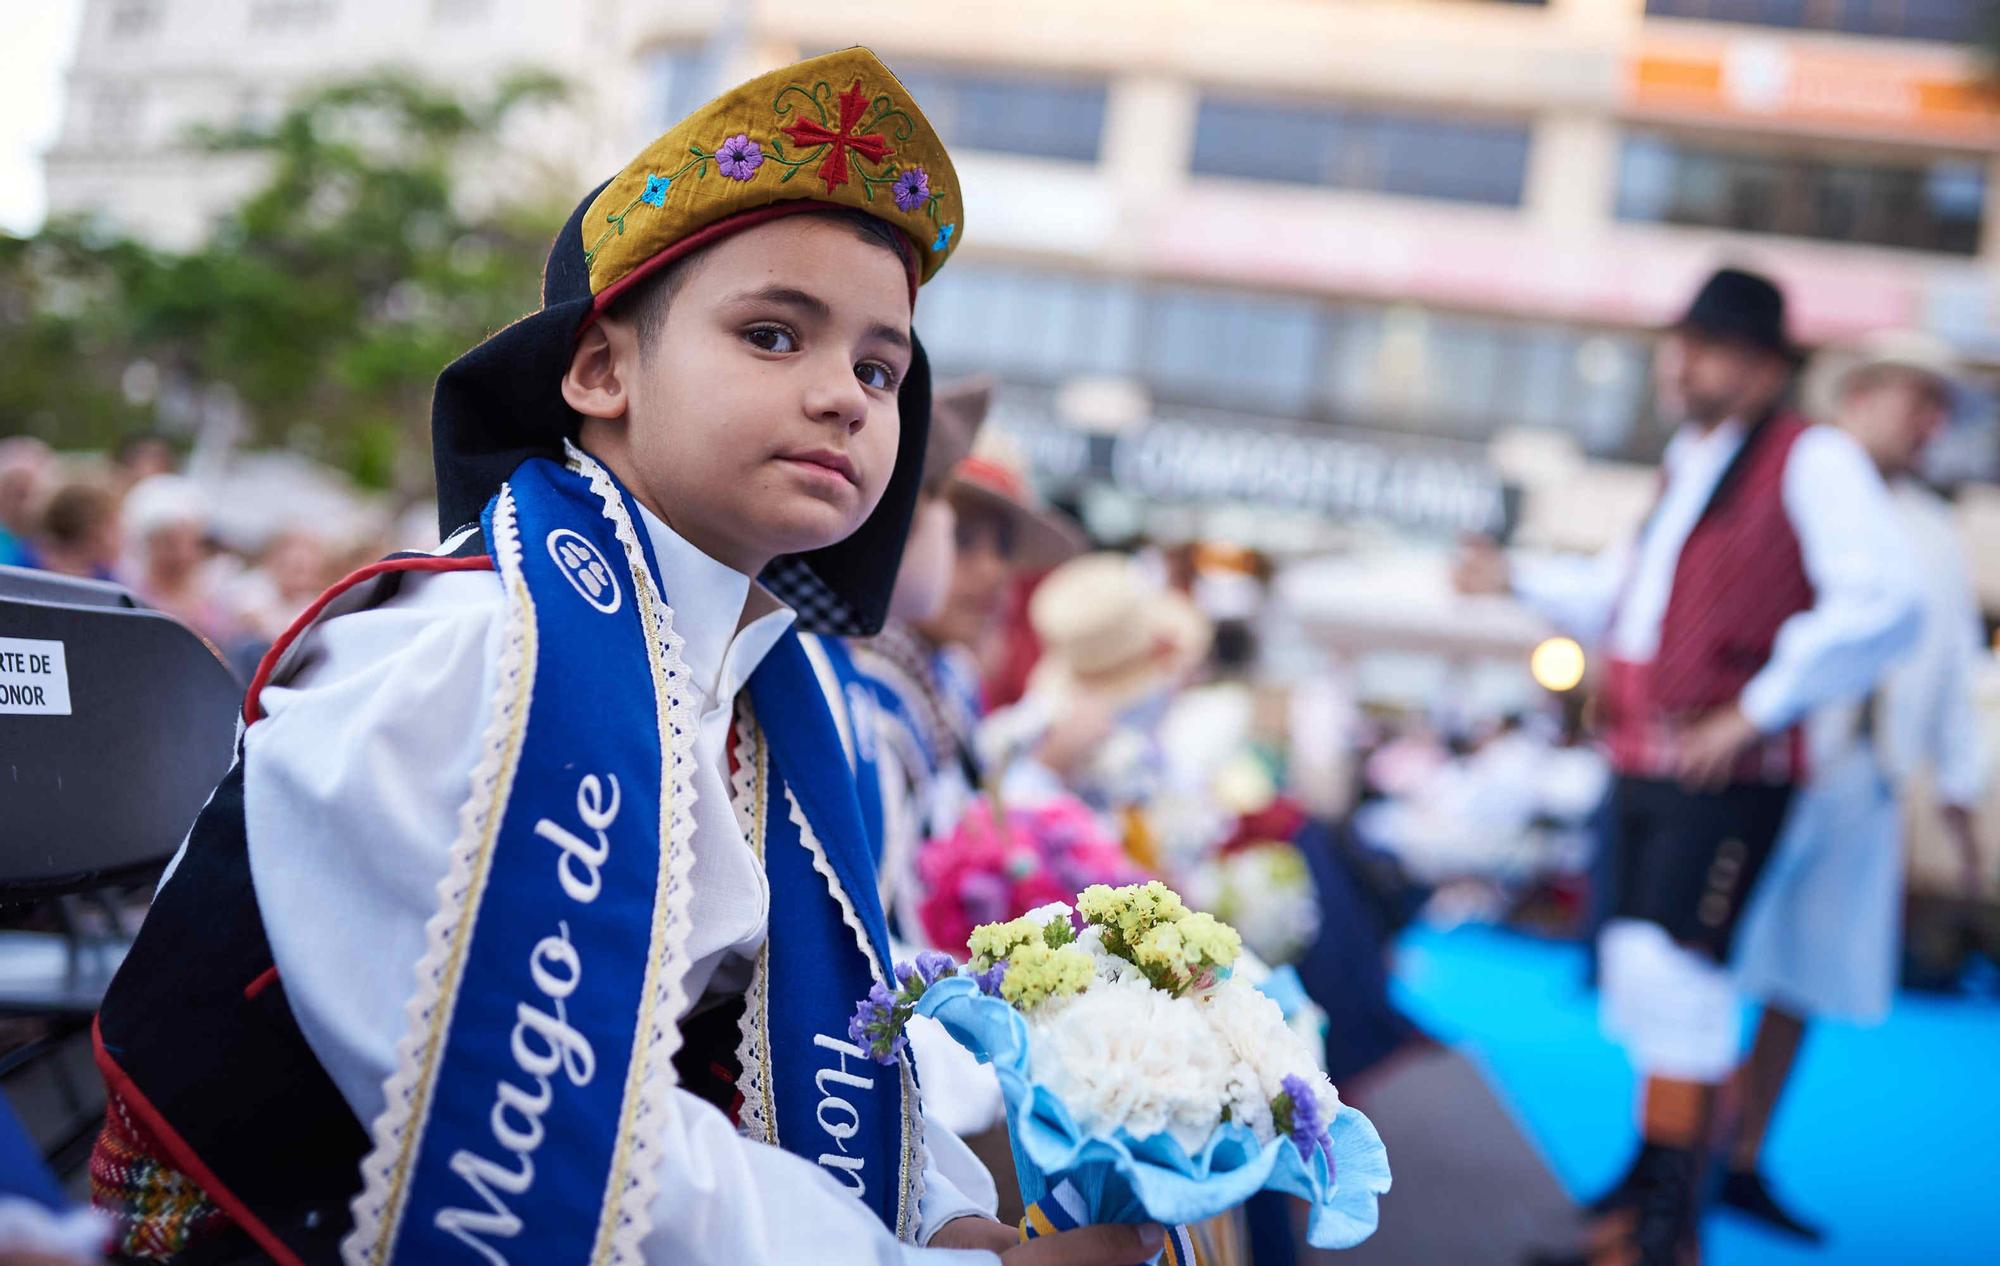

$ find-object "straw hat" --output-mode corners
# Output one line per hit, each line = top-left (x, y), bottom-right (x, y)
(948, 431), (1086, 570)
(1804, 329), (1962, 421)
(1027, 552), (1213, 706)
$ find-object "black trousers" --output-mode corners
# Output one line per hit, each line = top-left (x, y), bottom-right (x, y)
(1608, 776), (1795, 962)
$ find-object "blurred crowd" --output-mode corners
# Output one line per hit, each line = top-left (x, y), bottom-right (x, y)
(0, 434), (357, 677)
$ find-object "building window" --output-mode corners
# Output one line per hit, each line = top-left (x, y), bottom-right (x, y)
(249, 0), (335, 32)
(919, 266), (1141, 383)
(1643, 0), (1984, 44)
(108, 0), (163, 38)
(1191, 95), (1532, 206)
(1141, 286), (1324, 415)
(884, 63), (1108, 162)
(87, 84), (147, 148)
(919, 265), (1650, 453)
(1616, 132), (1987, 255)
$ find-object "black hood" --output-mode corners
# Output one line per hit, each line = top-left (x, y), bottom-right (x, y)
(430, 181), (931, 636)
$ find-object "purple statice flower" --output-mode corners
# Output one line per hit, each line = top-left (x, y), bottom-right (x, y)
(848, 980), (906, 1064)
(893, 950), (958, 998)
(716, 134), (763, 182)
(1280, 1073), (1333, 1164)
(971, 962), (1007, 997)
(892, 166), (930, 213)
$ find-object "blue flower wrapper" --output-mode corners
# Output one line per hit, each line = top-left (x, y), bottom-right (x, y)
(914, 976), (1392, 1248)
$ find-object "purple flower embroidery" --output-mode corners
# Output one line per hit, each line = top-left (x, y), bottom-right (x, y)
(640, 173), (671, 207)
(892, 166), (930, 213)
(717, 134), (763, 182)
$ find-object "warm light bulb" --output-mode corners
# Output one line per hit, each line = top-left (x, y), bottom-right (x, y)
(1531, 636), (1587, 693)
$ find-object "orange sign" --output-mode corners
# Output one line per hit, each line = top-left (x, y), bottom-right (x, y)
(1630, 35), (2000, 147)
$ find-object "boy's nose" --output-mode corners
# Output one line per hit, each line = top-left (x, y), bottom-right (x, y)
(804, 365), (870, 431)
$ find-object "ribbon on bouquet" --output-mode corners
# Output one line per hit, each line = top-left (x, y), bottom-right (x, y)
(1018, 1179), (1202, 1266)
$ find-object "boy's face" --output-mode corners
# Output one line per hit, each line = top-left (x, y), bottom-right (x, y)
(888, 493), (957, 624)
(573, 216), (913, 577)
(916, 501), (1015, 650)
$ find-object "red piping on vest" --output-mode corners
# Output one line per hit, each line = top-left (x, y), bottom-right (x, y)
(93, 1016), (309, 1266)
(242, 554), (495, 725)
(243, 966), (280, 1001)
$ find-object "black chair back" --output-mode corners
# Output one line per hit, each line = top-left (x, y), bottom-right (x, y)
(0, 565), (240, 897)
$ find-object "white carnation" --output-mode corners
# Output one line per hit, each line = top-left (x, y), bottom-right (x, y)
(1026, 975), (1233, 1153)
(1023, 901), (1074, 928)
(1075, 925), (1149, 987)
(1197, 976), (1341, 1130)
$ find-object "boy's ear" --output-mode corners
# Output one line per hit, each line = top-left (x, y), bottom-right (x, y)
(562, 319), (637, 422)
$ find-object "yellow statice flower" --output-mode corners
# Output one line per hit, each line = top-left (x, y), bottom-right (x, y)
(999, 942), (1095, 1009)
(1130, 911), (1241, 994)
(1077, 881), (1188, 959)
(967, 916), (1042, 969)
(1176, 911), (1243, 969)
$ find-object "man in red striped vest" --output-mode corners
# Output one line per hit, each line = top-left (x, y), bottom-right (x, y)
(1458, 268), (1921, 1265)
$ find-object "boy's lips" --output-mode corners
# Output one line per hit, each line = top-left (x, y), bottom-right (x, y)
(777, 448), (859, 486)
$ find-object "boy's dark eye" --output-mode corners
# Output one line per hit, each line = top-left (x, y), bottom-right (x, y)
(744, 324), (798, 353)
(856, 360), (899, 391)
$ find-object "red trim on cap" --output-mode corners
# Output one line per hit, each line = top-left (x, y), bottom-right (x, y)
(93, 1017), (310, 1266)
(955, 455), (1028, 502)
(242, 554), (495, 725)
(243, 966), (280, 1001)
(581, 199), (921, 337)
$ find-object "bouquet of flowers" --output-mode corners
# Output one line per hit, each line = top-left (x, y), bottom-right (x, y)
(852, 882), (1389, 1249)
(916, 796), (1144, 956)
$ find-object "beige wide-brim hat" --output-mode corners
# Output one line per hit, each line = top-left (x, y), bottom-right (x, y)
(1804, 328), (1962, 421)
(923, 375), (993, 491)
(948, 431), (1087, 571)
(1027, 552), (1214, 707)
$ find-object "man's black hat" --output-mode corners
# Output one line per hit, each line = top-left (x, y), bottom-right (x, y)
(1674, 267), (1796, 361)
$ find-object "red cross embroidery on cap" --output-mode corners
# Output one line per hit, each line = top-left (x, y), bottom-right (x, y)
(780, 78), (894, 192)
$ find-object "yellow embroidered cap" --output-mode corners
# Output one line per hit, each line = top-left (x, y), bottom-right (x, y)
(582, 47), (963, 312)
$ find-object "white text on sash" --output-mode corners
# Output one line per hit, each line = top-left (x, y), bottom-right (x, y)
(434, 774), (617, 1265)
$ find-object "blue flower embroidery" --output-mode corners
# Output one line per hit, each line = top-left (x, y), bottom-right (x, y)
(641, 174), (671, 207)
(932, 222), (955, 251)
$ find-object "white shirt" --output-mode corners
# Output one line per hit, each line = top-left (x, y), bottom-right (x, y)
(1511, 420), (1921, 733)
(1857, 480), (1989, 805)
(242, 505), (996, 1265)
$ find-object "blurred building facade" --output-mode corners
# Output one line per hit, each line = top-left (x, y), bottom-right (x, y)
(44, 0), (2000, 545)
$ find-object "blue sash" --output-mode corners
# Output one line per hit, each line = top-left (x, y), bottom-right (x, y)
(731, 632), (917, 1231)
(344, 451), (917, 1266)
(801, 633), (889, 866)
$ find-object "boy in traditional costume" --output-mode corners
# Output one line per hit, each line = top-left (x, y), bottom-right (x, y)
(88, 49), (1164, 1266)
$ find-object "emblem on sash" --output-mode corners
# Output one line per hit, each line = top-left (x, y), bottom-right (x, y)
(546, 528), (621, 614)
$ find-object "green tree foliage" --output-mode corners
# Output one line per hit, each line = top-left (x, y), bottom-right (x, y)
(0, 69), (571, 497)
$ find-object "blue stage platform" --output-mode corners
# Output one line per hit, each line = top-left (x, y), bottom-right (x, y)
(1390, 922), (2000, 1266)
